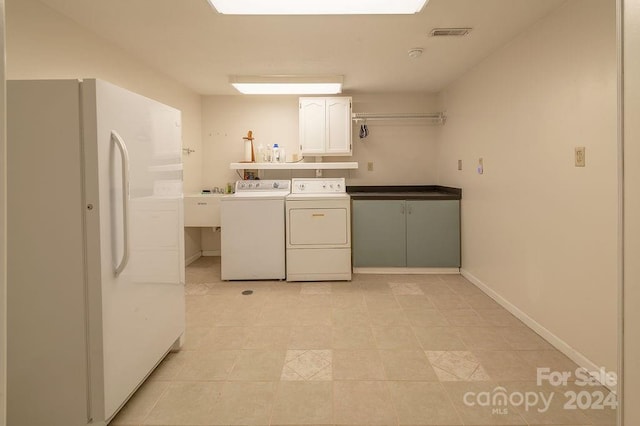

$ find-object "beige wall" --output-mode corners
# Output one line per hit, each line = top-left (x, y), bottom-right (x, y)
(200, 93), (440, 187)
(201, 95), (300, 188)
(0, 0), (6, 423)
(5, 0), (203, 194)
(349, 94), (441, 186)
(623, 0), (640, 422)
(5, 0), (205, 262)
(199, 93), (441, 252)
(184, 227), (203, 263)
(437, 0), (618, 373)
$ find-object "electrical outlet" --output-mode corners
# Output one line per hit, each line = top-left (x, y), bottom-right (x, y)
(367, 162), (374, 172)
(575, 147), (586, 167)
(458, 160), (463, 171)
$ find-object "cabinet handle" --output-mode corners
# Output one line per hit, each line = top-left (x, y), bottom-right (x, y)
(312, 213), (325, 217)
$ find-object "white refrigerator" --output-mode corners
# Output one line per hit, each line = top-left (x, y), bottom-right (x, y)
(7, 79), (186, 425)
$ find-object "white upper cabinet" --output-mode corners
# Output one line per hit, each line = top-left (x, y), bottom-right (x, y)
(299, 98), (326, 154)
(299, 97), (352, 156)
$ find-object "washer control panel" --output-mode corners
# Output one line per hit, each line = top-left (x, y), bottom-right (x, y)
(291, 178), (346, 194)
(235, 180), (291, 192)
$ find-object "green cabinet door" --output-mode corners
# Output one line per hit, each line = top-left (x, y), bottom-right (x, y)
(352, 200), (406, 267)
(406, 200), (461, 267)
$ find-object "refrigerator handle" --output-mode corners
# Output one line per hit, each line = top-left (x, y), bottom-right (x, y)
(111, 130), (131, 276)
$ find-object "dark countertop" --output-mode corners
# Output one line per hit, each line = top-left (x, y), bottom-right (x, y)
(347, 185), (462, 200)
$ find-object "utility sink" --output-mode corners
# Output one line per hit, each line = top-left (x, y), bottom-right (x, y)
(184, 194), (223, 227)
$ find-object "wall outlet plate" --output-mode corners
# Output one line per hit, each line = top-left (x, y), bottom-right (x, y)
(458, 159), (463, 171)
(575, 147), (586, 167)
(367, 161), (374, 171)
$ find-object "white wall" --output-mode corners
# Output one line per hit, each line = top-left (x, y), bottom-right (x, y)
(5, 0), (204, 261)
(0, 0), (6, 423)
(437, 0), (618, 373)
(623, 0), (640, 423)
(199, 93), (441, 252)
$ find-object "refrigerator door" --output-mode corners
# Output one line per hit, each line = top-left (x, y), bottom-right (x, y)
(81, 80), (185, 421)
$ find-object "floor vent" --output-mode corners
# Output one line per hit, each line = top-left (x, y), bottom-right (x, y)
(430, 28), (472, 37)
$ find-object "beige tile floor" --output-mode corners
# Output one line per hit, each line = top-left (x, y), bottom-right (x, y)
(110, 256), (617, 426)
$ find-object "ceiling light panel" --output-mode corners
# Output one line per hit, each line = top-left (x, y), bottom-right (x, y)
(229, 76), (343, 95)
(208, 0), (429, 15)
(232, 83), (343, 95)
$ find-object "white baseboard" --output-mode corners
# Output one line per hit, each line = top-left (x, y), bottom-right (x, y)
(461, 268), (616, 393)
(202, 250), (221, 256)
(185, 252), (202, 266)
(353, 267), (460, 275)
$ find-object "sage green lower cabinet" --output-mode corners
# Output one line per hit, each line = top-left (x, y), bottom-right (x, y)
(406, 200), (460, 267)
(352, 199), (460, 268)
(352, 200), (406, 267)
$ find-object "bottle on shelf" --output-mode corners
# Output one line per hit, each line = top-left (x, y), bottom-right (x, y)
(266, 144), (272, 163)
(272, 144), (280, 163)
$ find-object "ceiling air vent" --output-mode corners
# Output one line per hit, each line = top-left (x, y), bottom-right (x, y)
(429, 28), (472, 37)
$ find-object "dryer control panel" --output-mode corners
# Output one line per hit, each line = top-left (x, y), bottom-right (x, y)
(291, 178), (346, 194)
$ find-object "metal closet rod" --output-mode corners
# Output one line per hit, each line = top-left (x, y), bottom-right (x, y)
(351, 112), (446, 124)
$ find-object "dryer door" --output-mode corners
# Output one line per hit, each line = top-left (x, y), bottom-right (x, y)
(288, 207), (348, 246)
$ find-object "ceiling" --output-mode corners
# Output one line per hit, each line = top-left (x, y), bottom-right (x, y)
(36, 0), (565, 95)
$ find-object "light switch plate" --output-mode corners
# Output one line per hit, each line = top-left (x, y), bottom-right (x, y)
(367, 162), (374, 171)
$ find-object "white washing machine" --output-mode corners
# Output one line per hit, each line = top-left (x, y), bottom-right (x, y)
(286, 178), (352, 281)
(220, 180), (290, 280)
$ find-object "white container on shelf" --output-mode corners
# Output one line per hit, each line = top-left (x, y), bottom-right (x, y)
(256, 144), (265, 163)
(243, 139), (252, 162)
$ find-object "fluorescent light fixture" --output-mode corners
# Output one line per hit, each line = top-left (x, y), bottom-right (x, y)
(207, 0), (429, 15)
(230, 75), (343, 95)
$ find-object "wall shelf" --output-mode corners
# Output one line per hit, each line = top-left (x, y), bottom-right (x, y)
(230, 162), (358, 170)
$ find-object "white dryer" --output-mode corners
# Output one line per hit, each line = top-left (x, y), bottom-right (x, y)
(221, 180), (290, 280)
(286, 178), (352, 281)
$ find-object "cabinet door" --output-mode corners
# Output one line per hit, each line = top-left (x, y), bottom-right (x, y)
(352, 200), (406, 267)
(326, 97), (352, 155)
(299, 98), (326, 154)
(406, 200), (460, 267)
